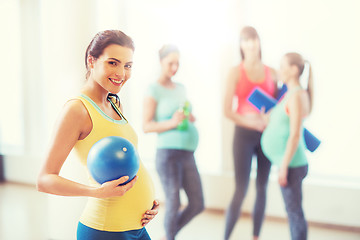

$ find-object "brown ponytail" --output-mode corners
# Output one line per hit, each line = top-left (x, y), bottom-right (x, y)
(285, 53), (314, 114)
(306, 61), (314, 113)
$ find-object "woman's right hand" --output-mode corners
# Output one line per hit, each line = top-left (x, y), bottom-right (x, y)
(170, 110), (186, 128)
(96, 176), (138, 198)
(241, 114), (267, 132)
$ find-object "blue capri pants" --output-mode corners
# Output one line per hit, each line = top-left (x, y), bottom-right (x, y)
(77, 222), (151, 240)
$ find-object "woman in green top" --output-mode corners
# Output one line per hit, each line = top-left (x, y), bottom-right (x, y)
(261, 52), (314, 240)
(143, 45), (204, 240)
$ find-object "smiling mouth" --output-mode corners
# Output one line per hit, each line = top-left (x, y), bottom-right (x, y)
(109, 78), (124, 86)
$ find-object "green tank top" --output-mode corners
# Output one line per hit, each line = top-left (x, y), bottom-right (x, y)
(261, 87), (308, 167)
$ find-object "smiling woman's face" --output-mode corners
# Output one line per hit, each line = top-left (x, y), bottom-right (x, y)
(88, 44), (134, 94)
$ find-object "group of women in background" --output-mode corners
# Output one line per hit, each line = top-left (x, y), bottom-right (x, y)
(148, 26), (312, 240)
(223, 26), (312, 240)
(37, 26), (313, 240)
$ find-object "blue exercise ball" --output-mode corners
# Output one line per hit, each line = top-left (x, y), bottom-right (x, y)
(87, 136), (140, 185)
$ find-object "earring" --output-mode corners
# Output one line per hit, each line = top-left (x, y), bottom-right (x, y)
(88, 56), (95, 68)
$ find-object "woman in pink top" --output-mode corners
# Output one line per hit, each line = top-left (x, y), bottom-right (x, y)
(223, 26), (277, 240)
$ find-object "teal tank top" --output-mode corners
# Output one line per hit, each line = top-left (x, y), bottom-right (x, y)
(146, 82), (199, 151)
(261, 87), (308, 167)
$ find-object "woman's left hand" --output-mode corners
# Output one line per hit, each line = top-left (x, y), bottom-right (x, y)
(141, 200), (160, 226)
(278, 166), (288, 187)
(259, 107), (271, 126)
(189, 113), (196, 122)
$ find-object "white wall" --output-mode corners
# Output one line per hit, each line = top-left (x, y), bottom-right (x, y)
(242, 0), (360, 180)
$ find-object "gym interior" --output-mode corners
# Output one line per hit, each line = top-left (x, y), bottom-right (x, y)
(1, 0), (359, 239)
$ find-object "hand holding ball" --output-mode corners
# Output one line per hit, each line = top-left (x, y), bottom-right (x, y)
(87, 136), (140, 185)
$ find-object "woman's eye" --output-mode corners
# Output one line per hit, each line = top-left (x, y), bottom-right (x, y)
(125, 64), (132, 69)
(109, 61), (117, 66)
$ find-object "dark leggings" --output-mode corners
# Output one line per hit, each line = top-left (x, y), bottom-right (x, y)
(281, 165), (308, 240)
(225, 126), (271, 240)
(156, 149), (204, 240)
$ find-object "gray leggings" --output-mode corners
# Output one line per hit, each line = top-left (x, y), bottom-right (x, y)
(281, 165), (308, 240)
(156, 149), (204, 240)
(225, 126), (271, 239)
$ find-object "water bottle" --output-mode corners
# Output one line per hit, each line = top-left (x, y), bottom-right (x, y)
(177, 101), (190, 131)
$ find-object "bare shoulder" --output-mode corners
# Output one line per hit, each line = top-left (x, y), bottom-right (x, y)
(290, 89), (305, 100)
(144, 94), (157, 103)
(63, 99), (89, 120)
(60, 99), (92, 134)
(298, 89), (310, 103)
(227, 64), (240, 83)
(230, 64), (240, 75)
(288, 89), (310, 113)
(268, 67), (278, 82)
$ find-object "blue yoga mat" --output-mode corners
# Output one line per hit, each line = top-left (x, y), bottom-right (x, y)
(247, 87), (321, 152)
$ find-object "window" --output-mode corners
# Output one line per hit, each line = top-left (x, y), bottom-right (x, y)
(0, 0), (24, 155)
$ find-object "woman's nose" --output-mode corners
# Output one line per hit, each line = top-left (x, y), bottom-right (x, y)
(115, 68), (125, 79)
(171, 64), (178, 72)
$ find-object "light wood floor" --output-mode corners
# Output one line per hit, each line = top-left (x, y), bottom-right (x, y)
(1, 182), (359, 240)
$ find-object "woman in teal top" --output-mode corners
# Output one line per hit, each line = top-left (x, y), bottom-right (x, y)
(146, 81), (199, 151)
(261, 52), (314, 240)
(143, 45), (204, 240)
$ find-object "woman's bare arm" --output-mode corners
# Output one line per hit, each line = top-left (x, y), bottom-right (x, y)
(37, 99), (136, 198)
(142, 96), (184, 133)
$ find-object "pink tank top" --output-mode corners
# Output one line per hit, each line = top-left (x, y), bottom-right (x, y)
(235, 63), (276, 114)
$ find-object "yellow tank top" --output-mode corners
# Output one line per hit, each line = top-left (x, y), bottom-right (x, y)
(73, 94), (155, 232)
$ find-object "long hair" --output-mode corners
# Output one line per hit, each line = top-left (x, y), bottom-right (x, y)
(240, 26), (262, 60)
(285, 52), (314, 113)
